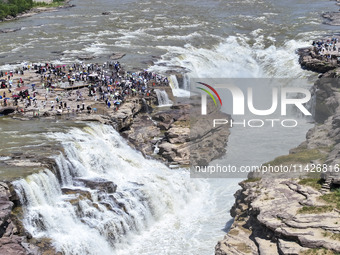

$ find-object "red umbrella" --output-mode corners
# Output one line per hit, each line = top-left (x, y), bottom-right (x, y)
(12, 95), (20, 98)
(16, 86), (29, 91)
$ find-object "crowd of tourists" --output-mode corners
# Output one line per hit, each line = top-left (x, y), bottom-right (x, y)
(312, 37), (340, 61)
(0, 61), (170, 115)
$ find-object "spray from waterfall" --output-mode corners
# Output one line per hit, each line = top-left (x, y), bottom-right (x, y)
(154, 89), (172, 106)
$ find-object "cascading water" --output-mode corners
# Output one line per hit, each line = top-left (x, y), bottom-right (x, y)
(151, 36), (312, 80)
(12, 123), (207, 255)
(154, 89), (172, 106)
(169, 75), (191, 97)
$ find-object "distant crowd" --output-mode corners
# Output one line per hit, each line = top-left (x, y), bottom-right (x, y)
(312, 37), (340, 56)
(0, 61), (170, 114)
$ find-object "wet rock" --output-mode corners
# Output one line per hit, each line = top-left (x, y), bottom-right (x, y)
(111, 101), (143, 131)
(121, 115), (161, 156)
(42, 111), (50, 117)
(153, 111), (176, 123)
(77, 55), (95, 60)
(0, 28), (21, 33)
(157, 121), (173, 130)
(141, 60), (154, 66)
(322, 12), (340, 26)
(51, 51), (64, 55)
(165, 126), (190, 143)
(299, 52), (337, 73)
(0, 107), (16, 115)
(62, 188), (92, 205)
(74, 178), (117, 194)
(110, 53), (126, 60)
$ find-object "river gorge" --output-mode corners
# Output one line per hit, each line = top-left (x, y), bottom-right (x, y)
(1, 0), (339, 254)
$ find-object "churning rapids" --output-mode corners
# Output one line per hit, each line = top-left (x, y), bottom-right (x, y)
(2, 121), (238, 255)
(11, 123), (213, 255)
(1, 0), (339, 254)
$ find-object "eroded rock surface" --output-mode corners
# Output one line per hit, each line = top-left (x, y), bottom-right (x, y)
(216, 179), (340, 255)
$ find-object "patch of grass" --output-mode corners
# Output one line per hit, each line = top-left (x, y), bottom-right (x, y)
(264, 149), (325, 166)
(302, 248), (340, 255)
(297, 205), (334, 214)
(320, 189), (340, 210)
(322, 231), (340, 241)
(298, 178), (324, 190)
(243, 177), (261, 183)
(234, 243), (252, 253)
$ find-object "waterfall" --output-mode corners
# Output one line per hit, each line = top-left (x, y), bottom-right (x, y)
(168, 75), (190, 98)
(12, 123), (204, 255)
(182, 73), (190, 91)
(154, 89), (172, 106)
(169, 74), (179, 90)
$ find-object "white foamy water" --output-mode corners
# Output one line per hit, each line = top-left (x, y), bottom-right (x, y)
(13, 124), (239, 255)
(154, 89), (172, 106)
(150, 36), (313, 81)
(0, 156), (11, 161)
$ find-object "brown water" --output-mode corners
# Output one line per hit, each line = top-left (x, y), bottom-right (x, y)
(0, 0), (338, 254)
(0, 117), (85, 180)
(0, 0), (338, 74)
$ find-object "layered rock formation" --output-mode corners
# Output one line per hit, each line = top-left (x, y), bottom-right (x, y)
(120, 95), (230, 166)
(216, 179), (340, 255)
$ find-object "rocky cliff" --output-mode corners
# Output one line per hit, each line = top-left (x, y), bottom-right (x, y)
(120, 94), (230, 167)
(73, 89), (230, 167)
(216, 178), (340, 255)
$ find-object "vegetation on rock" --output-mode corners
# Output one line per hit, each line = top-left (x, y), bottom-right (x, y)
(0, 0), (64, 20)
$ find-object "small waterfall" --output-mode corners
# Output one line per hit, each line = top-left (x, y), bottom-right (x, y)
(169, 74), (180, 90)
(169, 75), (190, 98)
(154, 89), (172, 106)
(12, 123), (204, 255)
(182, 73), (190, 91)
